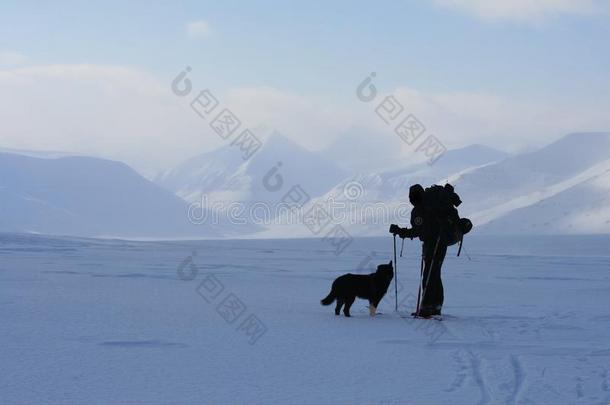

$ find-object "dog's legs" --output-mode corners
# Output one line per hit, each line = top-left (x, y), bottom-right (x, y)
(343, 296), (355, 317)
(335, 299), (344, 316)
(369, 296), (383, 316)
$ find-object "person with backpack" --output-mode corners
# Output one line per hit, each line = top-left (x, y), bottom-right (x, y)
(390, 183), (472, 318)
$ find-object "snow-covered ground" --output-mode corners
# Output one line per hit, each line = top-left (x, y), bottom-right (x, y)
(1, 233), (610, 404)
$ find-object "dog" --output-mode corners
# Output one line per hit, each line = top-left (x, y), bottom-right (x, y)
(320, 261), (394, 317)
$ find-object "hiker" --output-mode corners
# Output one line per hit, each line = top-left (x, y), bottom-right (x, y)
(390, 184), (472, 317)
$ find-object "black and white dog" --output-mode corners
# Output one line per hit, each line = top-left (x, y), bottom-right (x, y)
(320, 261), (394, 317)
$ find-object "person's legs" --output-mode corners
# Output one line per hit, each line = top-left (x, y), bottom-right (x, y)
(438, 277), (444, 310)
(432, 244), (447, 313)
(420, 240), (447, 316)
(420, 241), (437, 312)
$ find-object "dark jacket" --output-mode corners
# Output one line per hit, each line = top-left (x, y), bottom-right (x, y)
(398, 204), (460, 244)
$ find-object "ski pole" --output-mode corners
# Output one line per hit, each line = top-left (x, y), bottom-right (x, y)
(393, 234), (398, 312)
(415, 247), (424, 315)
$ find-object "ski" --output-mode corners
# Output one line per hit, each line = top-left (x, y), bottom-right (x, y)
(414, 314), (443, 321)
(401, 314), (443, 321)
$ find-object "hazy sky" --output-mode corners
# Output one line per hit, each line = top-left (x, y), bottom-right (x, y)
(1, 0), (610, 175)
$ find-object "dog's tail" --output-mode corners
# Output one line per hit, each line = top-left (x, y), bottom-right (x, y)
(320, 289), (336, 306)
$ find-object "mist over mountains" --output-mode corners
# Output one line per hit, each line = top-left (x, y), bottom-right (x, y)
(1, 132), (609, 238)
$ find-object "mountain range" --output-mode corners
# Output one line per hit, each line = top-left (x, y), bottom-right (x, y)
(1, 132), (609, 238)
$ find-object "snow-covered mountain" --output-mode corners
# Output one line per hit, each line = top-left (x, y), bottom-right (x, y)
(453, 133), (610, 216)
(462, 133), (610, 234)
(0, 153), (221, 238)
(159, 131), (610, 237)
(157, 131), (347, 206)
(3, 132), (608, 239)
(0, 147), (82, 159)
(261, 133), (610, 237)
(480, 167), (610, 234)
(258, 144), (509, 238)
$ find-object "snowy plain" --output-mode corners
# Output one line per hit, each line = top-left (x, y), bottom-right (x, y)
(1, 233), (610, 404)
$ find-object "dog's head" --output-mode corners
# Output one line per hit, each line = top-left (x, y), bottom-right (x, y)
(376, 260), (394, 281)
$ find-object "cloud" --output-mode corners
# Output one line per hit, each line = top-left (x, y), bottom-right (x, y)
(387, 86), (610, 152)
(0, 63), (608, 178)
(225, 84), (610, 163)
(0, 51), (26, 66)
(186, 20), (211, 38)
(431, 0), (608, 22)
(224, 86), (353, 150)
(0, 64), (225, 176)
(0, 65), (351, 176)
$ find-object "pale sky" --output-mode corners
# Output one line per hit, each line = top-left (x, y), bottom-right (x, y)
(1, 0), (610, 175)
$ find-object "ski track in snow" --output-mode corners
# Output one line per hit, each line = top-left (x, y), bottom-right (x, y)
(467, 350), (491, 405)
(571, 357), (610, 405)
(508, 354), (525, 405)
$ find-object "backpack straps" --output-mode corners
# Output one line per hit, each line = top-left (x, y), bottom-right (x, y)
(457, 234), (464, 257)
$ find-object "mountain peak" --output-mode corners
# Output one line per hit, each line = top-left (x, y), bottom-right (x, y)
(158, 129), (347, 204)
(543, 132), (610, 149)
(514, 132), (610, 177)
(437, 144), (509, 167)
(257, 130), (310, 154)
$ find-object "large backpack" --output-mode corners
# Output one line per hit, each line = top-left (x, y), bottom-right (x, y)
(417, 183), (472, 251)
